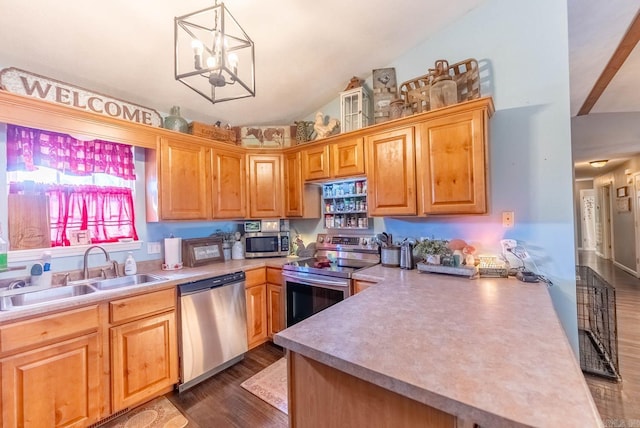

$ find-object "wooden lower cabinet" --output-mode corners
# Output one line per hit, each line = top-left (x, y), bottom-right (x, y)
(110, 310), (177, 412)
(353, 279), (377, 294)
(1, 333), (101, 427)
(266, 267), (284, 338)
(246, 283), (268, 349)
(288, 351), (455, 428)
(267, 284), (282, 338)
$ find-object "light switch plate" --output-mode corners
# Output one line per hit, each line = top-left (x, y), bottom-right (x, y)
(147, 242), (162, 254)
(502, 211), (514, 228)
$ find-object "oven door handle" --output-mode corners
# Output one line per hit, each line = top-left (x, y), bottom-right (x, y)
(282, 271), (350, 287)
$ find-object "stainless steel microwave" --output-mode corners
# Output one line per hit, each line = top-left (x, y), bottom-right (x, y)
(243, 232), (289, 258)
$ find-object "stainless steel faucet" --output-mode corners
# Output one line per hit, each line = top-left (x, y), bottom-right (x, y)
(83, 245), (119, 279)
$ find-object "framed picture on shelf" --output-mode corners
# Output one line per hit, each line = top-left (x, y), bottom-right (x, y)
(617, 186), (627, 197)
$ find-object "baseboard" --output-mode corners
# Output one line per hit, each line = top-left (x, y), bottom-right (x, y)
(613, 260), (638, 277)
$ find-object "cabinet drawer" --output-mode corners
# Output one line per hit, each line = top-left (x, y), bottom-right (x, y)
(110, 288), (175, 324)
(266, 267), (282, 284)
(0, 305), (99, 354)
(245, 267), (266, 287)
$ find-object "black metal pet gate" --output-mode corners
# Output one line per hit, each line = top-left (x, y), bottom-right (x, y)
(576, 265), (620, 381)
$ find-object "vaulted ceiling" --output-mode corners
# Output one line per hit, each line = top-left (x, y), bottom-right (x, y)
(0, 0), (638, 180)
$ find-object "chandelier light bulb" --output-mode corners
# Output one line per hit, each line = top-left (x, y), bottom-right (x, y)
(206, 56), (217, 69)
(191, 39), (204, 54)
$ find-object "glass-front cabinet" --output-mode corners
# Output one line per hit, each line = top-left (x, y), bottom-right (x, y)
(340, 87), (371, 133)
(322, 179), (369, 229)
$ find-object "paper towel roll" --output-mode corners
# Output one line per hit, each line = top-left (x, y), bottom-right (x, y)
(164, 237), (182, 267)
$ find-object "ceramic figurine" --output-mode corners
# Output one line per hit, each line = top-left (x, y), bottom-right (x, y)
(313, 112), (340, 140)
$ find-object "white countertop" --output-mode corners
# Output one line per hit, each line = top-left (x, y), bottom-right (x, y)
(274, 265), (602, 428)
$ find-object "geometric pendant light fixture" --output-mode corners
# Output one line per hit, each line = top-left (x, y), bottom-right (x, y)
(174, 1), (255, 104)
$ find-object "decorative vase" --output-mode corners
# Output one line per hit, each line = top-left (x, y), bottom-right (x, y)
(163, 106), (189, 133)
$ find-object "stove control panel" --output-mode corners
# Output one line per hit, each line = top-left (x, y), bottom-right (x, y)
(316, 234), (378, 251)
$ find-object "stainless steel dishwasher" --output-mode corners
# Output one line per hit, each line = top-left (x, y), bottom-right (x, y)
(178, 271), (248, 392)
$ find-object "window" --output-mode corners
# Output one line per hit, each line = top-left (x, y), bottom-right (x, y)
(6, 125), (138, 248)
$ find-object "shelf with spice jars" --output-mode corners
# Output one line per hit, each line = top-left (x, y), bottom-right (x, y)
(322, 179), (370, 229)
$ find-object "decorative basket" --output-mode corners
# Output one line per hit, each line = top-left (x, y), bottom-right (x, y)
(400, 58), (481, 114)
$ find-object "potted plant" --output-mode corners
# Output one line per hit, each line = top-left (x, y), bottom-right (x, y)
(413, 238), (452, 265)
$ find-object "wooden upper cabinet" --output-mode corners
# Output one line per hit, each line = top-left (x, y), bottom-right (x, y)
(416, 108), (488, 214)
(285, 151), (304, 217)
(247, 154), (283, 218)
(366, 127), (417, 216)
(303, 144), (331, 181)
(332, 138), (365, 178)
(285, 151), (322, 218)
(158, 137), (210, 220)
(211, 148), (246, 218)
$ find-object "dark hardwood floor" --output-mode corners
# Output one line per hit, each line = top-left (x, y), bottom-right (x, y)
(166, 342), (288, 428)
(578, 251), (640, 426)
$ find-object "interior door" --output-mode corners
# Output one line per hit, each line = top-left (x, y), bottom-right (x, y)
(635, 174), (640, 277)
(580, 189), (596, 250)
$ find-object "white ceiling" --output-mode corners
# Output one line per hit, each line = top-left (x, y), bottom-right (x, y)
(0, 0), (638, 180)
(0, 0), (485, 126)
(569, 0), (640, 179)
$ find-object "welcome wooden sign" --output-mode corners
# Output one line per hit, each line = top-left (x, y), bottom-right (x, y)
(0, 67), (162, 127)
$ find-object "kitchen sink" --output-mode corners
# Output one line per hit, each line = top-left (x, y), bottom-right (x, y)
(3, 284), (97, 309)
(89, 273), (167, 290)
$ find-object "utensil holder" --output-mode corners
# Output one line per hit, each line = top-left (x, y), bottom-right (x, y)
(381, 246), (400, 267)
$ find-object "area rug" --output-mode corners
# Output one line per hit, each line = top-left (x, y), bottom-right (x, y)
(100, 396), (188, 428)
(241, 358), (288, 414)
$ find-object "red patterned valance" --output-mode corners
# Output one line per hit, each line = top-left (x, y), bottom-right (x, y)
(6, 124), (136, 180)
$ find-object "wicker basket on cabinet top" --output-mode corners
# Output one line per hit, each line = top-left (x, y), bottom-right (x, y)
(400, 58), (481, 114)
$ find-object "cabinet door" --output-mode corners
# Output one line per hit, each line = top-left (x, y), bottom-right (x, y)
(212, 148), (246, 218)
(353, 280), (377, 294)
(303, 145), (331, 181)
(248, 154), (283, 218)
(417, 109), (487, 214)
(246, 284), (268, 349)
(159, 137), (210, 220)
(332, 138), (365, 178)
(267, 267), (283, 338)
(1, 334), (101, 428)
(110, 311), (178, 412)
(366, 127), (417, 216)
(285, 151), (304, 217)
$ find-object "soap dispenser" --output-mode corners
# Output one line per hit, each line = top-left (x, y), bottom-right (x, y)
(124, 252), (137, 275)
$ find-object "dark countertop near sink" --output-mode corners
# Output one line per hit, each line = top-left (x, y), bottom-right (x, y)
(0, 257), (292, 323)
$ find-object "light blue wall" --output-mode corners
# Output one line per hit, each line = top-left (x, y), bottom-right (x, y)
(0, 0), (578, 353)
(296, 0), (578, 354)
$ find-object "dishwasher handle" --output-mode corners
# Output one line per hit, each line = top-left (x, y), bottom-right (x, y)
(179, 271), (246, 295)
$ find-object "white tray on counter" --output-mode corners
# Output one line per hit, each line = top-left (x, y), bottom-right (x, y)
(416, 262), (479, 279)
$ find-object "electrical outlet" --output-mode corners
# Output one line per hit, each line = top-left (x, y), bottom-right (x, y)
(502, 211), (514, 228)
(147, 242), (162, 254)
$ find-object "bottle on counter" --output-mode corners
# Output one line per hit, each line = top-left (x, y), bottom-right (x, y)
(0, 223), (7, 271)
(124, 252), (137, 275)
